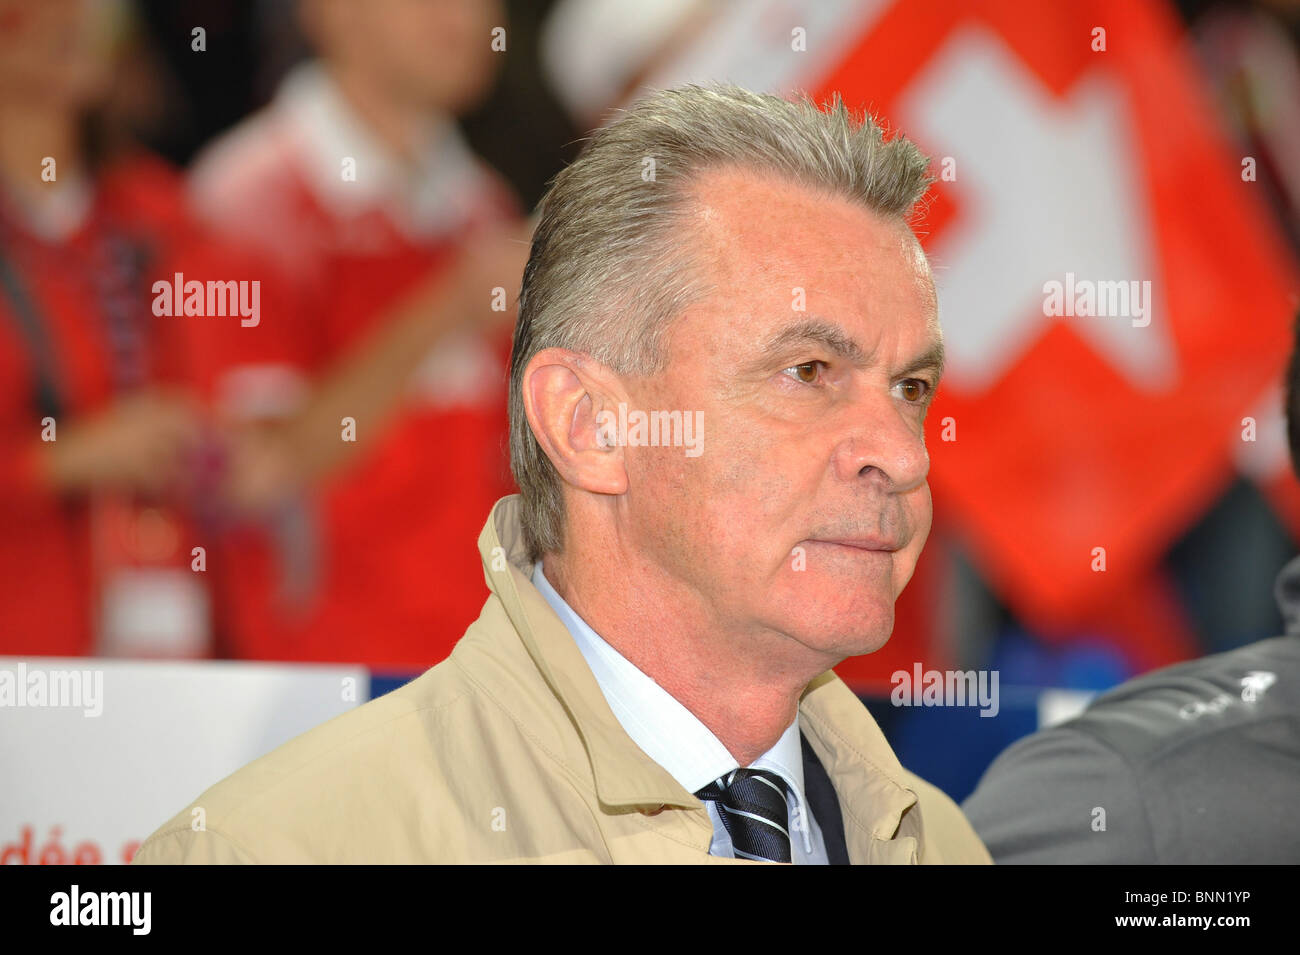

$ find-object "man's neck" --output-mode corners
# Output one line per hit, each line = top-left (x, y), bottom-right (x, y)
(542, 537), (835, 767)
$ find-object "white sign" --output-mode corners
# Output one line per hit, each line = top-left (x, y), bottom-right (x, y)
(0, 658), (366, 864)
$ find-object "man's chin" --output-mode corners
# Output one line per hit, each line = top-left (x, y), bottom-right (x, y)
(776, 602), (896, 661)
(823, 623), (895, 660)
(763, 571), (897, 656)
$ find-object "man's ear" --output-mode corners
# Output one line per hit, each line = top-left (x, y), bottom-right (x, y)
(522, 348), (628, 495)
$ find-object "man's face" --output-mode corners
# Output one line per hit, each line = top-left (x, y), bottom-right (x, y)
(618, 165), (942, 664)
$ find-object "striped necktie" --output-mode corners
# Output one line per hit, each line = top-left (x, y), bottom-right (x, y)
(695, 768), (792, 863)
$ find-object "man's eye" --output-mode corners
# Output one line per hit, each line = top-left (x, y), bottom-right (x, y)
(782, 362), (824, 384)
(895, 378), (931, 403)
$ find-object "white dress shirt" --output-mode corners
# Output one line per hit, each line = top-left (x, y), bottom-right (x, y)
(532, 562), (829, 863)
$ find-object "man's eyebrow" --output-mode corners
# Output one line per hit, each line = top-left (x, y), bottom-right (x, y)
(897, 340), (945, 380)
(749, 318), (945, 381)
(754, 318), (870, 366)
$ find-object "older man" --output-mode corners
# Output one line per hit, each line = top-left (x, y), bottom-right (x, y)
(134, 85), (991, 864)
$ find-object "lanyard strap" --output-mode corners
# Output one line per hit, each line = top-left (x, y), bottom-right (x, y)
(0, 237), (65, 421)
(0, 199), (154, 419)
(88, 225), (152, 393)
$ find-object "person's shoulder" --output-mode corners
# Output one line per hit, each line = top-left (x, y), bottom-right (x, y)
(960, 637), (1300, 863)
(132, 657), (479, 864)
(1064, 635), (1300, 763)
(187, 105), (308, 234)
(960, 723), (1153, 863)
(897, 768), (994, 864)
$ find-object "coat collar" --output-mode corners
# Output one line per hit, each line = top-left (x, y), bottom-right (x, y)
(476, 495), (922, 861)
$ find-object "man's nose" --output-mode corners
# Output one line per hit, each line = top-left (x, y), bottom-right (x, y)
(831, 388), (930, 493)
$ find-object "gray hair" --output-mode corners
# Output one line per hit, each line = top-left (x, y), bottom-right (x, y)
(508, 84), (934, 563)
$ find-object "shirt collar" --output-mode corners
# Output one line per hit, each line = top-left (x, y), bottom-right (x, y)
(273, 60), (487, 238)
(531, 560), (815, 854)
(0, 174), (94, 243)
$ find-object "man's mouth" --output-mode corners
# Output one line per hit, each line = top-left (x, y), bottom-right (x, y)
(807, 537), (901, 553)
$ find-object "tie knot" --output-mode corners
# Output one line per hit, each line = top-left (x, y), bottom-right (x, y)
(694, 768), (792, 863)
(695, 768), (788, 805)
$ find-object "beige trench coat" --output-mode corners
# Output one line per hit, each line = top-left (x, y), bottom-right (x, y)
(134, 495), (992, 864)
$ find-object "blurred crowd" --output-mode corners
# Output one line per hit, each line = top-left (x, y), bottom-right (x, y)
(1, 0), (1298, 679)
(0, 0), (536, 670)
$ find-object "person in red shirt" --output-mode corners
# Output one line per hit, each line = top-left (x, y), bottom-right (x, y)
(0, 0), (244, 658)
(186, 0), (529, 670)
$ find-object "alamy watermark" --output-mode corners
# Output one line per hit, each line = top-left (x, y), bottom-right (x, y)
(891, 664), (999, 718)
(50, 885), (150, 935)
(151, 272), (260, 327)
(1042, 271), (1152, 327)
(595, 403), (703, 457)
(0, 663), (103, 717)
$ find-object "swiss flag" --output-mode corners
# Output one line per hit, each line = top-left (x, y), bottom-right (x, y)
(810, 0), (1298, 627)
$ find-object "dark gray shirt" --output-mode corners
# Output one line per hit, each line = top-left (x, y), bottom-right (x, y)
(960, 557), (1300, 864)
